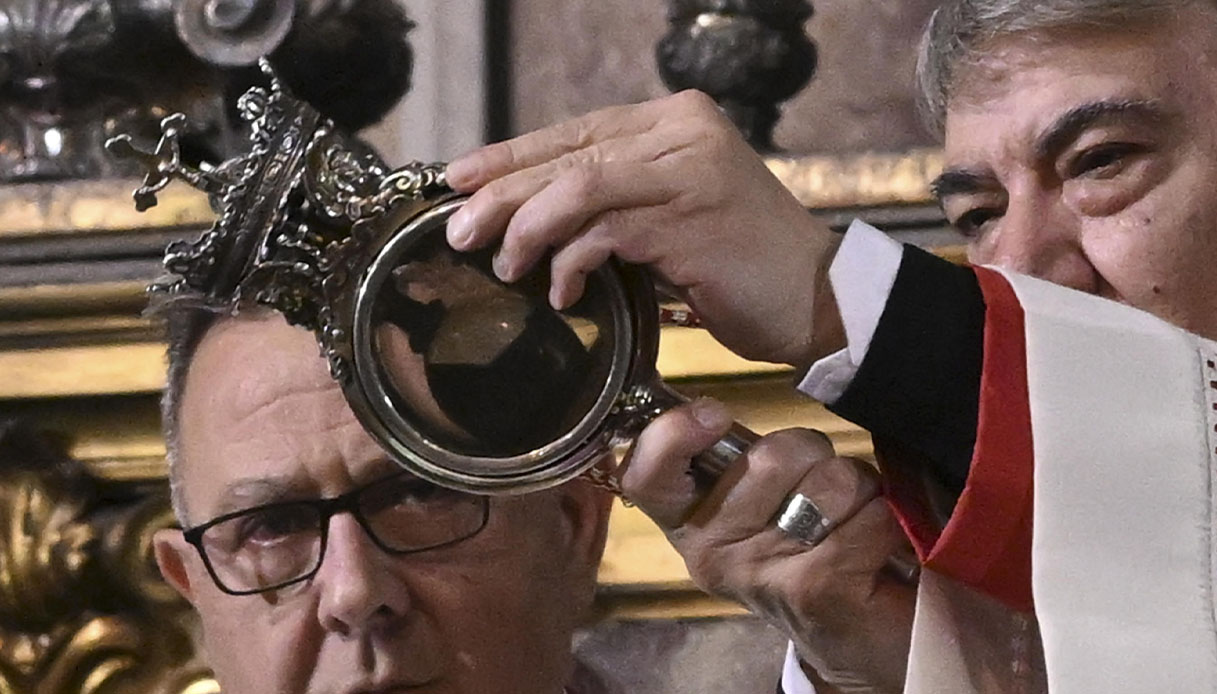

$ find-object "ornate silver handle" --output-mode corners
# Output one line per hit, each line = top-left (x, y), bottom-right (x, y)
(611, 381), (760, 483)
(611, 382), (920, 584)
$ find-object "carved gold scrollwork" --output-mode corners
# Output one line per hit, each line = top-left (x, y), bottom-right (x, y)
(0, 471), (93, 630)
(0, 422), (217, 694)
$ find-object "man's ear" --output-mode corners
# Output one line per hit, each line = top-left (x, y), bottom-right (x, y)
(154, 528), (198, 603)
(558, 477), (614, 575)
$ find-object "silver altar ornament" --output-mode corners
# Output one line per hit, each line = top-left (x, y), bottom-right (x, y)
(0, 0), (412, 183)
(108, 63), (756, 496)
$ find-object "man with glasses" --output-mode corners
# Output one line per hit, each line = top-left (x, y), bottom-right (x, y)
(121, 64), (807, 694)
(178, 467), (490, 598)
(151, 309), (614, 694)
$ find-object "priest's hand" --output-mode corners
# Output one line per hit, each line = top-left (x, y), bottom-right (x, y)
(619, 397), (916, 694)
(444, 91), (843, 370)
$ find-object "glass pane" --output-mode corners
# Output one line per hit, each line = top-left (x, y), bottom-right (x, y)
(360, 475), (487, 551)
(367, 232), (618, 460)
(202, 504), (322, 591)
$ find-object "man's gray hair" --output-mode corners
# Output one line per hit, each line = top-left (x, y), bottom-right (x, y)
(158, 299), (227, 525)
(916, 0), (1201, 133)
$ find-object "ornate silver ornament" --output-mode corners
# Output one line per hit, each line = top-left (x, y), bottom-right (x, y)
(109, 64), (755, 496)
(0, 0), (412, 183)
(107, 62), (449, 380)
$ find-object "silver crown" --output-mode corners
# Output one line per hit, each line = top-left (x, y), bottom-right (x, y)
(106, 61), (449, 331)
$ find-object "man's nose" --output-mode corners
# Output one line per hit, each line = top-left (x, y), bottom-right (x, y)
(314, 513), (411, 636)
(972, 193), (1099, 293)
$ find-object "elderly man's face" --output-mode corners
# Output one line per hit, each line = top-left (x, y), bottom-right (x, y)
(153, 314), (610, 694)
(939, 4), (1217, 339)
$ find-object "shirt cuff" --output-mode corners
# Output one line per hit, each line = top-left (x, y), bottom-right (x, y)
(797, 219), (903, 403)
(780, 642), (818, 694)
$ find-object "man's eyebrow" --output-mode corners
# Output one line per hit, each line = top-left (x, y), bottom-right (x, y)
(931, 168), (999, 201)
(1033, 99), (1166, 161)
(213, 476), (302, 513)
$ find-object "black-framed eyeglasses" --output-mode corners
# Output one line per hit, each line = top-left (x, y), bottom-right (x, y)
(182, 472), (490, 595)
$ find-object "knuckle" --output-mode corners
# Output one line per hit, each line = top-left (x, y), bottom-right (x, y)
(786, 570), (840, 618)
(797, 428), (836, 454)
(584, 209), (634, 254)
(749, 428), (836, 471)
(670, 89), (718, 115)
(806, 456), (877, 500)
(502, 213), (537, 253)
(617, 458), (660, 499)
(691, 108), (732, 138)
(554, 118), (593, 152)
(550, 241), (596, 279)
(556, 162), (602, 203)
(687, 555), (743, 599)
(847, 457), (884, 495)
(478, 178), (511, 208)
(618, 440), (681, 496)
(685, 557), (725, 594)
(487, 140), (517, 169)
(548, 246), (578, 276)
(742, 438), (790, 477)
(612, 233), (646, 263)
(565, 242), (613, 280)
(696, 116), (732, 144)
(578, 142), (609, 166)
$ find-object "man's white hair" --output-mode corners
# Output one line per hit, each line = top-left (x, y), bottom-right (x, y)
(154, 293), (268, 525)
(916, 0), (1206, 133)
(158, 300), (227, 525)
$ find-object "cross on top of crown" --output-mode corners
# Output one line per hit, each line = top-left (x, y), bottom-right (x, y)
(105, 113), (228, 211)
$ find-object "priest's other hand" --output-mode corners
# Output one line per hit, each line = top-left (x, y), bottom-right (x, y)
(444, 91), (843, 370)
(618, 397), (915, 694)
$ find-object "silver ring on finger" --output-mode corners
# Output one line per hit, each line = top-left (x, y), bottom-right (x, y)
(776, 492), (836, 547)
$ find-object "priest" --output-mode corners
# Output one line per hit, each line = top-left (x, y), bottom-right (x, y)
(443, 0), (1217, 691)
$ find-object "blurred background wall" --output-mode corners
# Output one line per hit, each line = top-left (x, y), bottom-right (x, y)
(0, 2), (951, 692)
(365, 0), (942, 163)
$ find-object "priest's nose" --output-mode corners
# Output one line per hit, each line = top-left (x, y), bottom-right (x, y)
(970, 195), (1100, 295)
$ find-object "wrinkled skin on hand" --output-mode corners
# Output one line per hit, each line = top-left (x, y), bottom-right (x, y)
(616, 398), (915, 694)
(445, 90), (844, 370)
(446, 91), (909, 692)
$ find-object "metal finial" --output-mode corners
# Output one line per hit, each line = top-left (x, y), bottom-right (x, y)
(112, 67), (449, 332)
(105, 114), (232, 211)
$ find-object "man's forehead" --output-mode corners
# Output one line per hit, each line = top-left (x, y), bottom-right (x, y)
(945, 11), (1217, 117)
(185, 314), (336, 421)
(940, 26), (1205, 166)
(177, 314), (390, 497)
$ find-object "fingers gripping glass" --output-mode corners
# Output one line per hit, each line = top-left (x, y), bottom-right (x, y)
(182, 473), (490, 595)
(328, 198), (757, 495)
(110, 68), (758, 497)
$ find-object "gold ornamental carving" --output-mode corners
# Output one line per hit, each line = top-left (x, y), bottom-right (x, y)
(765, 148), (944, 209)
(0, 422), (216, 694)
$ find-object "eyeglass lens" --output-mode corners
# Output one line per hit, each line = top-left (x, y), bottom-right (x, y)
(368, 233), (618, 459)
(196, 476), (486, 593)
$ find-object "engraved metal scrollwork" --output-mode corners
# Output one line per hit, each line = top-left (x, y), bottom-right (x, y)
(607, 385), (670, 440)
(108, 62), (450, 380)
(0, 421), (215, 694)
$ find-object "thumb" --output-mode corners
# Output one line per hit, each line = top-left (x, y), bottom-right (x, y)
(619, 397), (734, 527)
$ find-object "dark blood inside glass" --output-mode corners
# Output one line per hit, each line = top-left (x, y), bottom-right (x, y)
(369, 233), (615, 460)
